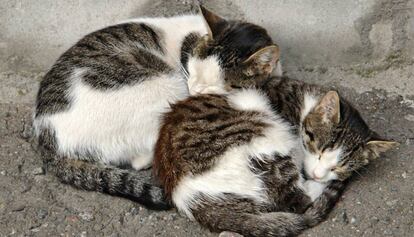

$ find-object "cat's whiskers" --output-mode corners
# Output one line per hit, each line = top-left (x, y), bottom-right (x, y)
(359, 166), (374, 176)
(353, 169), (365, 179)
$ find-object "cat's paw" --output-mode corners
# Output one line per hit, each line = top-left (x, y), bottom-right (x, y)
(219, 231), (243, 237)
(304, 180), (327, 201)
(131, 154), (153, 170)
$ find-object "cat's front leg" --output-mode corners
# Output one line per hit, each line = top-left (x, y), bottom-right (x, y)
(304, 180), (328, 201)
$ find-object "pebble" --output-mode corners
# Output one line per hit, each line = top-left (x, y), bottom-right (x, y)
(350, 217), (357, 224)
(340, 210), (349, 224)
(12, 204), (26, 212)
(37, 209), (48, 219)
(129, 207), (139, 215)
(79, 212), (94, 222)
(20, 122), (33, 140)
(386, 199), (398, 207)
(0, 171), (6, 176)
(32, 167), (45, 175)
(401, 172), (407, 179)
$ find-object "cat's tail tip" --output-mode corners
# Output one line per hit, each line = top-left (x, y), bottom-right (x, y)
(303, 180), (346, 227)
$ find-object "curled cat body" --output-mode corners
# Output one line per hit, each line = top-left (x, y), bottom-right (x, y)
(33, 6), (281, 209)
(154, 56), (398, 235)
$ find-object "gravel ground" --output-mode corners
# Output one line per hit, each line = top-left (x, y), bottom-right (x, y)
(1, 64), (413, 237)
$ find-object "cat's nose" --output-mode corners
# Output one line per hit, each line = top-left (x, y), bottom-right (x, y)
(313, 168), (326, 180)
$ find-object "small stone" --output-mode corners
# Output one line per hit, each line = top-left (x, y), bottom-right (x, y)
(402, 172), (407, 179)
(340, 210), (349, 224)
(37, 209), (48, 219)
(66, 215), (79, 223)
(12, 204), (26, 212)
(350, 217), (357, 224)
(0, 171), (6, 176)
(32, 167), (45, 175)
(129, 207), (139, 215)
(80, 231), (87, 237)
(386, 199), (398, 207)
(20, 122), (33, 140)
(79, 212), (94, 222)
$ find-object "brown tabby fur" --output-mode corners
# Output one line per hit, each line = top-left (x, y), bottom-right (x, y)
(154, 75), (397, 236)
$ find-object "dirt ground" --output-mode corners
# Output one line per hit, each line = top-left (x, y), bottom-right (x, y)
(1, 1), (414, 237)
(1, 64), (413, 237)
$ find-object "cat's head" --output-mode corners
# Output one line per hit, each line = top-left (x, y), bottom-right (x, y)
(300, 91), (399, 182)
(187, 6), (279, 95)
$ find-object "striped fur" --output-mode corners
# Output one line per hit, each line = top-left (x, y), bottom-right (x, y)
(33, 7), (278, 209)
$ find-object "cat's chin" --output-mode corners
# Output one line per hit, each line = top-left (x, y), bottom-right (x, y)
(310, 173), (338, 183)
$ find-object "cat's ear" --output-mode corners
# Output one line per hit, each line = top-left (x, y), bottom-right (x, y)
(242, 45), (280, 76)
(365, 139), (399, 158)
(200, 5), (228, 38)
(315, 91), (340, 124)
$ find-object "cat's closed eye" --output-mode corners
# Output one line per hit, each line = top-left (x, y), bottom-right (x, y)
(305, 130), (315, 141)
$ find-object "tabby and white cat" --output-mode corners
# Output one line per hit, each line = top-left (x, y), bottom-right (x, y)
(153, 60), (398, 235)
(33, 7), (281, 209)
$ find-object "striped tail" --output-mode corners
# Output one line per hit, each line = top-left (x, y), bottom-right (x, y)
(38, 130), (171, 210)
(194, 180), (346, 237)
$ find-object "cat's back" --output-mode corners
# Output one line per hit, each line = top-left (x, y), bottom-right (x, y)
(35, 13), (207, 115)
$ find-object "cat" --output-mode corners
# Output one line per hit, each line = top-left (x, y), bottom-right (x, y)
(257, 77), (399, 184)
(33, 6), (281, 209)
(153, 68), (398, 235)
(154, 87), (345, 236)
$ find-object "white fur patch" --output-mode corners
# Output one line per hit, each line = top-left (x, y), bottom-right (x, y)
(187, 56), (226, 95)
(227, 89), (273, 114)
(173, 146), (268, 219)
(34, 68), (188, 167)
(172, 89), (296, 218)
(301, 93), (319, 121)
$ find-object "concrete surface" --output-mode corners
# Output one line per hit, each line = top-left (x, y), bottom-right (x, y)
(0, 0), (413, 236)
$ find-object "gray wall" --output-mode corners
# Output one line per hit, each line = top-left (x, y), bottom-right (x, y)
(1, 0), (413, 72)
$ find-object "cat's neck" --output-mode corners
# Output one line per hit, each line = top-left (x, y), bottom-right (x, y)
(260, 77), (322, 128)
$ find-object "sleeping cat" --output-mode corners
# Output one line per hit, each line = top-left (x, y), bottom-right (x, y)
(33, 6), (281, 209)
(153, 70), (398, 235)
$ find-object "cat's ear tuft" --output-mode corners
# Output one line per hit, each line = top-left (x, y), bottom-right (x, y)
(200, 5), (227, 38)
(242, 45), (280, 76)
(315, 91), (340, 124)
(366, 140), (399, 158)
